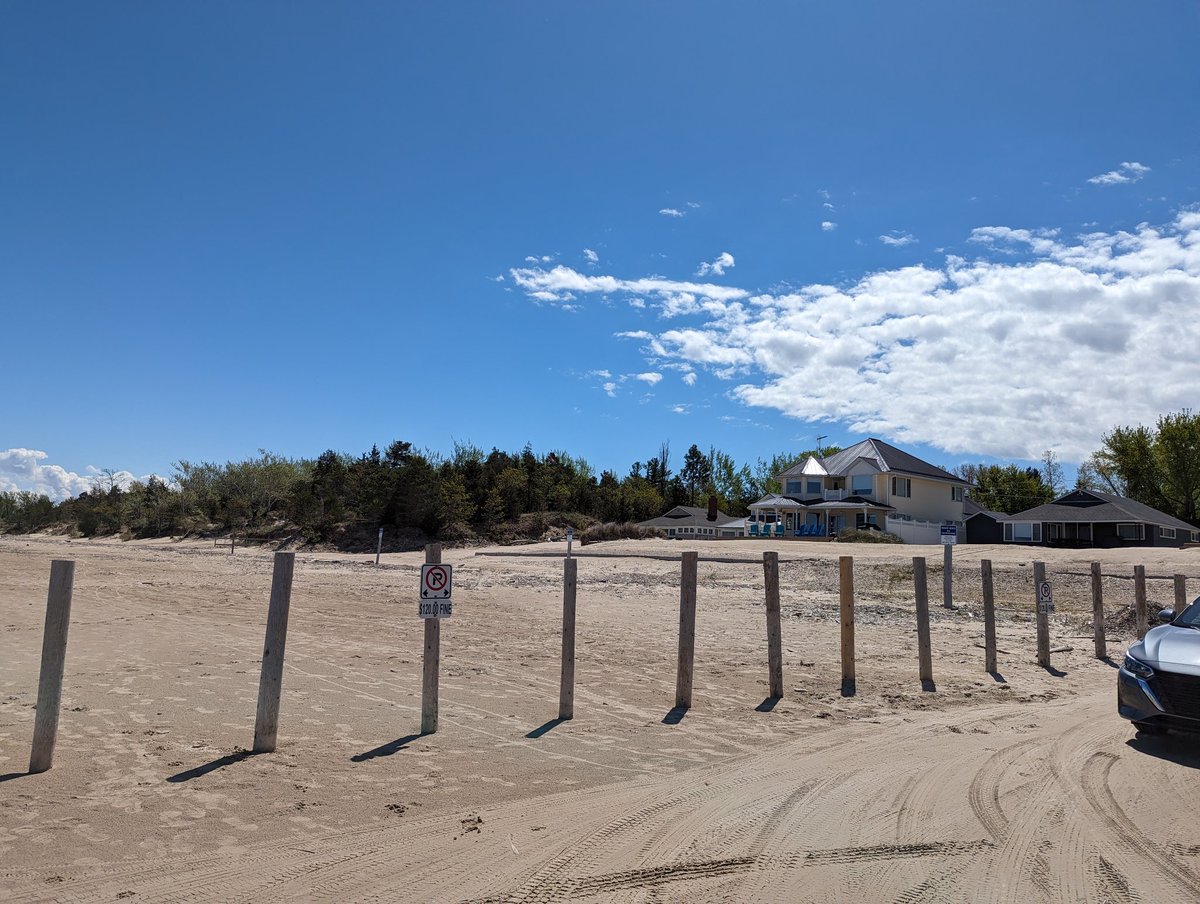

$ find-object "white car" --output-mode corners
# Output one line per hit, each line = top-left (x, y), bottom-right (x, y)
(1118, 597), (1200, 734)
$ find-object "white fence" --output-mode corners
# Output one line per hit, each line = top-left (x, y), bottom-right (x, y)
(885, 515), (957, 545)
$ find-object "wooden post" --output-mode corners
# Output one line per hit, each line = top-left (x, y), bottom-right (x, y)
(981, 559), (997, 674)
(942, 542), (953, 608)
(421, 543), (442, 734)
(839, 556), (855, 690)
(1034, 561), (1050, 668)
(375, 527), (384, 566)
(559, 557), (577, 720)
(29, 560), (76, 774)
(230, 532), (235, 555)
(1134, 564), (1148, 639)
(675, 551), (698, 710)
(1091, 562), (1106, 660)
(763, 551), (784, 699)
(252, 551), (295, 754)
(913, 557), (933, 687)
(1174, 574), (1188, 616)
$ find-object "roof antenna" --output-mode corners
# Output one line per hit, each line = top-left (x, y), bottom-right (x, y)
(815, 435), (827, 456)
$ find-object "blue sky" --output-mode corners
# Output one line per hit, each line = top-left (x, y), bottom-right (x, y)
(3, 2), (1199, 500)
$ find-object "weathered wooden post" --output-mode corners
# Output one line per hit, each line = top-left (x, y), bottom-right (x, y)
(375, 527), (384, 566)
(942, 542), (953, 608)
(675, 552), (698, 709)
(252, 551), (295, 754)
(981, 559), (997, 674)
(1174, 574), (1188, 616)
(421, 543), (442, 734)
(839, 556), (855, 692)
(1134, 564), (1148, 638)
(1091, 561), (1106, 659)
(763, 551), (784, 699)
(1034, 561), (1050, 668)
(29, 560), (76, 774)
(559, 557), (577, 720)
(913, 557), (933, 688)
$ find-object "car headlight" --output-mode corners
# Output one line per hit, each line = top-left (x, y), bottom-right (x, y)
(1123, 653), (1154, 680)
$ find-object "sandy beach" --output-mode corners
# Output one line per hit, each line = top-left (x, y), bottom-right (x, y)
(3, 534), (1199, 902)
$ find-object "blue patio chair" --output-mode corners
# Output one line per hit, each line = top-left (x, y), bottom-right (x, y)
(774, 522), (785, 537)
(749, 522), (760, 537)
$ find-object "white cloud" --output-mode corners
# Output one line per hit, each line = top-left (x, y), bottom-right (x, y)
(0, 449), (145, 502)
(602, 382), (617, 397)
(671, 405), (689, 414)
(880, 231), (917, 247)
(687, 201), (701, 209)
(635, 372), (663, 386)
(509, 265), (750, 314)
(821, 221), (837, 232)
(518, 210), (1200, 461)
(659, 208), (684, 217)
(682, 372), (698, 386)
(1088, 161), (1150, 186)
(695, 251), (735, 277)
(490, 274), (505, 282)
(583, 248), (599, 264)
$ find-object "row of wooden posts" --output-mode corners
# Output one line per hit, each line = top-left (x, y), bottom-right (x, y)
(20, 549), (1190, 773)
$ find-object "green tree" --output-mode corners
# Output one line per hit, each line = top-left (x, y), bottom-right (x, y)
(969, 464), (1054, 514)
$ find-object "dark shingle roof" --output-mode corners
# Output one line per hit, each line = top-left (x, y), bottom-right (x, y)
(1003, 490), (1195, 531)
(964, 497), (1005, 520)
(638, 505), (740, 529)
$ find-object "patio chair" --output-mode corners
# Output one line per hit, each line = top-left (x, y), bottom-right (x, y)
(749, 522), (760, 537)
(774, 522), (785, 537)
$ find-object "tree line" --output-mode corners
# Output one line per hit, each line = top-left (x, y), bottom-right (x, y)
(0, 442), (822, 544)
(3, 411), (1197, 544)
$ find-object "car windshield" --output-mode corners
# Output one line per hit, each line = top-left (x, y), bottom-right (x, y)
(1175, 600), (1200, 628)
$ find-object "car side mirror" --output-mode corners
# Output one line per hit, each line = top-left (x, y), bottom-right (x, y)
(1158, 608), (1176, 624)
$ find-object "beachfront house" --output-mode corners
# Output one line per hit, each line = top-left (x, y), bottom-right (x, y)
(748, 438), (969, 543)
(1001, 489), (1199, 548)
(639, 504), (745, 539)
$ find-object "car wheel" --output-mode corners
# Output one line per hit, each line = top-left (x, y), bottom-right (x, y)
(1134, 721), (1166, 736)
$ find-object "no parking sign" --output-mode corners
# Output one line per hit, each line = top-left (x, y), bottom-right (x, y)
(1037, 580), (1054, 614)
(419, 564), (453, 619)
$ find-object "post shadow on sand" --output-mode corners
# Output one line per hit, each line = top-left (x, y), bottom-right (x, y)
(1042, 663), (1068, 678)
(662, 705), (688, 725)
(755, 696), (781, 713)
(988, 671), (1008, 684)
(920, 679), (937, 693)
(351, 732), (426, 762)
(526, 717), (569, 739)
(167, 749), (257, 783)
(0, 771), (31, 784)
(1098, 656), (1119, 670)
(840, 678), (856, 698)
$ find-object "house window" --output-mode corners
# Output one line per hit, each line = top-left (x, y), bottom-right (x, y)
(1004, 522), (1042, 543)
(951, 486), (964, 502)
(1048, 523), (1060, 540)
(852, 475), (874, 496)
(1162, 527), (1177, 540)
(1117, 523), (1144, 540)
(807, 479), (822, 495)
(891, 476), (911, 498)
(785, 480), (803, 495)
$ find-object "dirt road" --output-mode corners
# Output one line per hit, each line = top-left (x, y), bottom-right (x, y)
(2, 536), (1198, 902)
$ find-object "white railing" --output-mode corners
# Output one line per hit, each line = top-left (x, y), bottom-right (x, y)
(823, 489), (846, 501)
(885, 515), (957, 545)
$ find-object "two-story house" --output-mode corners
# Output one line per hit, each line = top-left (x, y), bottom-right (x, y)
(749, 438), (969, 541)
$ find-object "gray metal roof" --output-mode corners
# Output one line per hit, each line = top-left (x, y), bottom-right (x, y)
(779, 438), (965, 484)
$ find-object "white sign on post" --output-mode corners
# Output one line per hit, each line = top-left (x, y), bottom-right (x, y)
(419, 564), (453, 619)
(940, 525), (958, 545)
(1037, 580), (1054, 614)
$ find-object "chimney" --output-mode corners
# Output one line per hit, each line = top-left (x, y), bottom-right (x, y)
(707, 495), (718, 521)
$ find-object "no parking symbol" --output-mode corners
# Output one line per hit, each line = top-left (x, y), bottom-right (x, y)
(419, 564), (453, 619)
